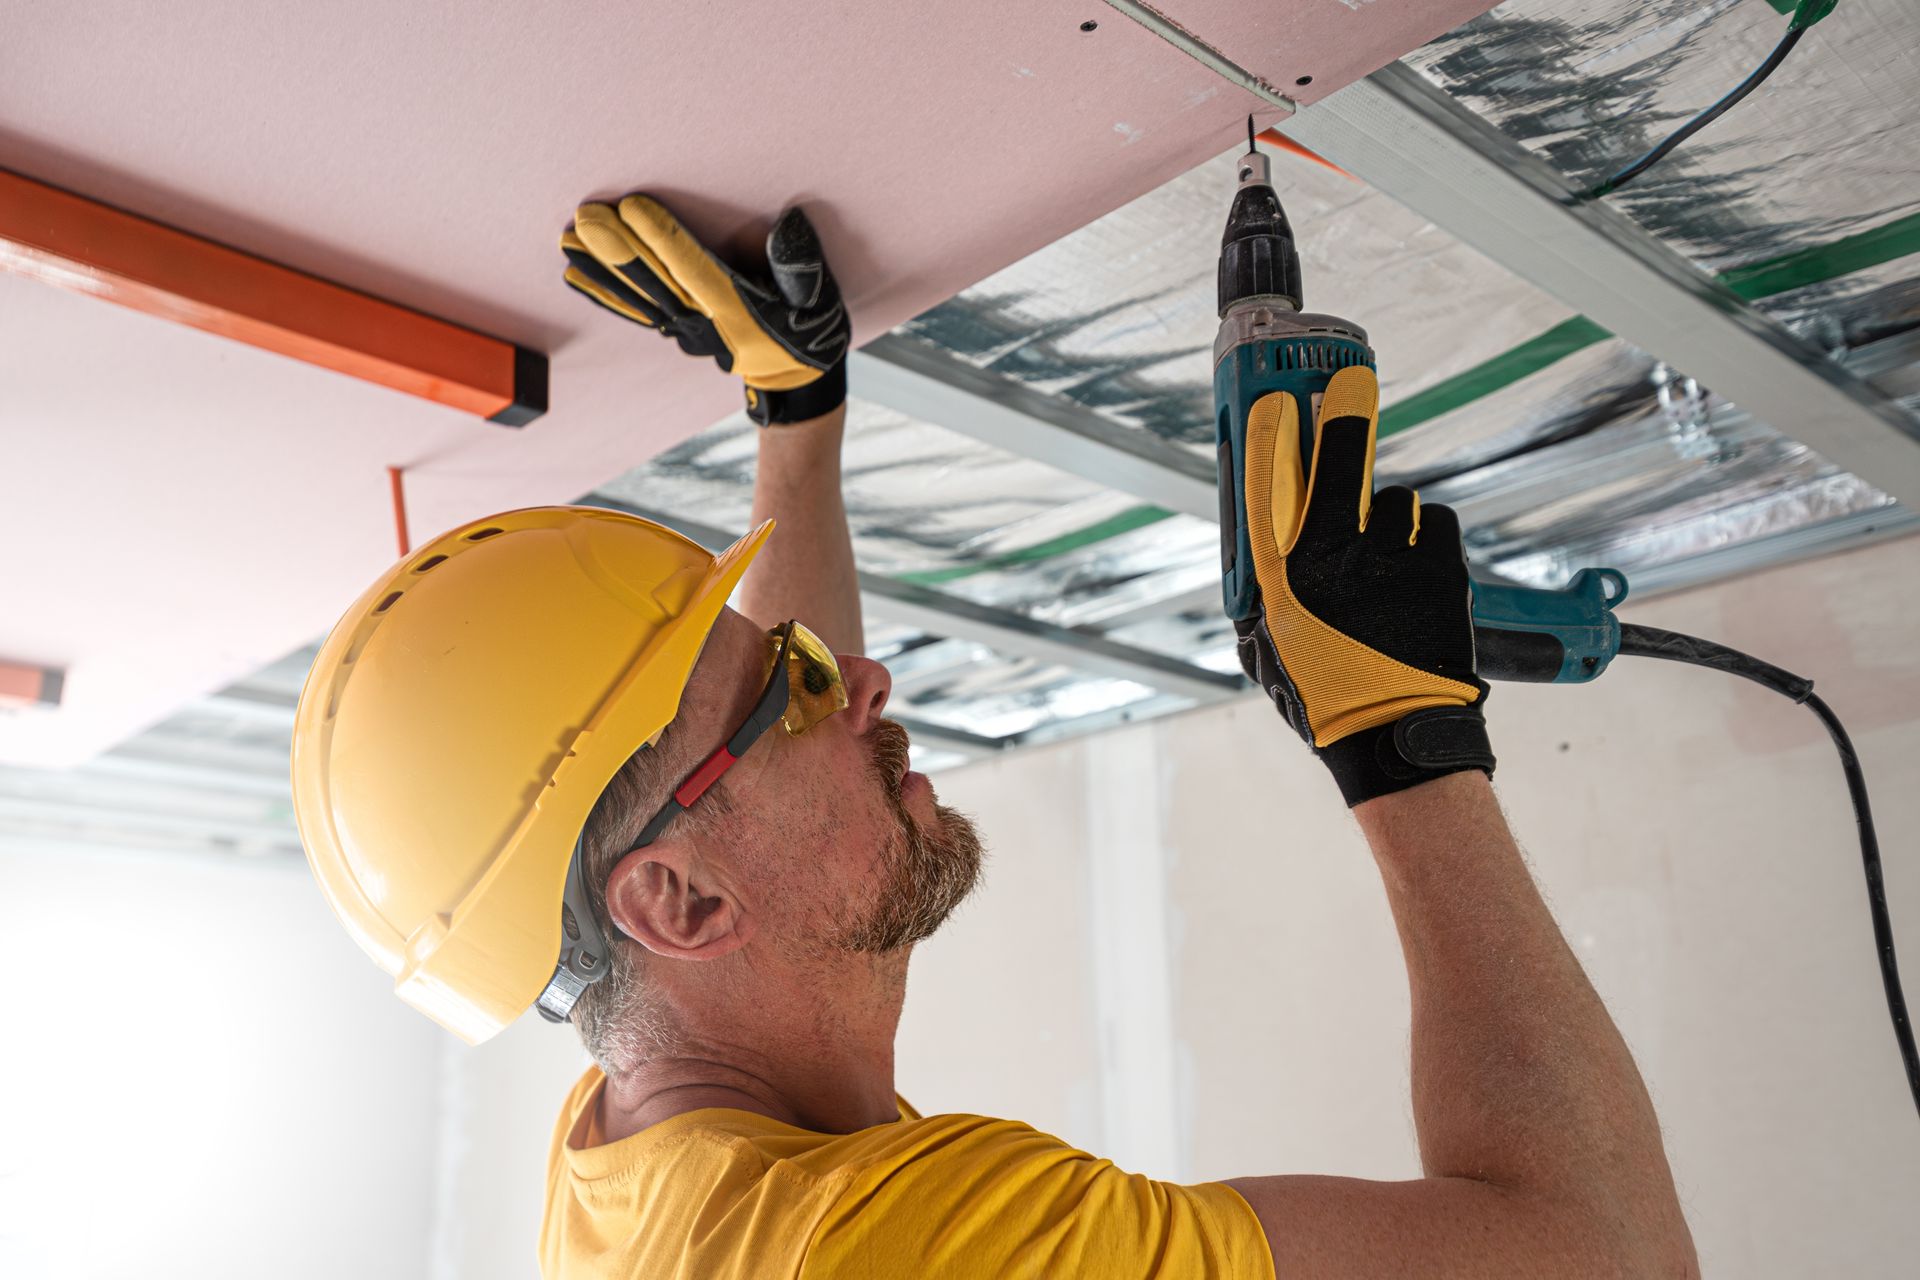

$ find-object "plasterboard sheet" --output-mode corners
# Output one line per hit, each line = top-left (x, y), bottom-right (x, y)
(1153, 0), (1501, 107)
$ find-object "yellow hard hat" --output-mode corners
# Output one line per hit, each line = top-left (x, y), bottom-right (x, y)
(290, 505), (771, 1043)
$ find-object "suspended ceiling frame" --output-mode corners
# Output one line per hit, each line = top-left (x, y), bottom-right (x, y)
(593, 498), (1244, 704)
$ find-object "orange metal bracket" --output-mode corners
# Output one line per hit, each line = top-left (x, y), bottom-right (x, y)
(388, 466), (413, 557)
(0, 167), (546, 425)
(0, 660), (63, 709)
(1256, 128), (1356, 182)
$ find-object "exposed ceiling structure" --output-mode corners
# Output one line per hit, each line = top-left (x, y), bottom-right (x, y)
(4, 0), (1918, 853)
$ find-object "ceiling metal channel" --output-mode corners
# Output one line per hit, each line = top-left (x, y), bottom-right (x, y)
(851, 335), (1218, 521)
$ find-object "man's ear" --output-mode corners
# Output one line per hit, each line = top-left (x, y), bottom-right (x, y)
(603, 839), (751, 961)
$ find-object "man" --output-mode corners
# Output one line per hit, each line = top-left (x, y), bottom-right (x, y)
(292, 195), (1697, 1277)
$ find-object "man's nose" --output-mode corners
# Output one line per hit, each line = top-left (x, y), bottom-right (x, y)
(835, 654), (891, 734)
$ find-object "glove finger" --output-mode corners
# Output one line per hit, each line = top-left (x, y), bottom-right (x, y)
(616, 194), (758, 314)
(1297, 366), (1379, 548)
(765, 207), (839, 310)
(1412, 499), (1463, 553)
(564, 268), (658, 328)
(673, 322), (734, 369)
(1365, 485), (1419, 547)
(573, 202), (699, 319)
(562, 234), (668, 328)
(1242, 390), (1307, 582)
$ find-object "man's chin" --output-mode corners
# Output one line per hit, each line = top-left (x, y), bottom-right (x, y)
(837, 799), (985, 954)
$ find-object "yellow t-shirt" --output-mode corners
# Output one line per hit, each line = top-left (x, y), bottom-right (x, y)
(540, 1067), (1273, 1279)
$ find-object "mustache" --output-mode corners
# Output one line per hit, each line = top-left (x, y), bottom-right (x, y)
(867, 718), (913, 798)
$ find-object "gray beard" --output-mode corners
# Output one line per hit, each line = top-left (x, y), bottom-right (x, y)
(832, 719), (985, 953)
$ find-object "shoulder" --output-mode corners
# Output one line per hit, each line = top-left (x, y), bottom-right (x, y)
(803, 1115), (1272, 1280)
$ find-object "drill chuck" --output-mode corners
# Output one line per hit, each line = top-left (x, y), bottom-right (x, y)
(1217, 147), (1302, 315)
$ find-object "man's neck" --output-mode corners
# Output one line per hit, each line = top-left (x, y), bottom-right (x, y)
(594, 962), (908, 1142)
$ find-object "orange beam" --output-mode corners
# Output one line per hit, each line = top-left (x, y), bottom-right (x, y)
(0, 660), (62, 708)
(0, 167), (545, 425)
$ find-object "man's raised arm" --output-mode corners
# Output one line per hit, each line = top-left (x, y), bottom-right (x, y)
(1226, 773), (1696, 1277)
(737, 402), (862, 655)
(1219, 366), (1696, 1277)
(558, 194), (858, 649)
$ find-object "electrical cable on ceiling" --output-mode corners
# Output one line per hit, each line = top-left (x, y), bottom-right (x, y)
(1615, 623), (1920, 1121)
(1581, 0), (1838, 201)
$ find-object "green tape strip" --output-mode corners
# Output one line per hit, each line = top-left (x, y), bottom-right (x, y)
(1378, 316), (1611, 438)
(1720, 208), (1920, 300)
(911, 208), (1920, 585)
(896, 503), (1177, 587)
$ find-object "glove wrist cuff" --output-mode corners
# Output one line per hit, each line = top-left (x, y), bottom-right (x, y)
(747, 360), (847, 427)
(1317, 701), (1496, 808)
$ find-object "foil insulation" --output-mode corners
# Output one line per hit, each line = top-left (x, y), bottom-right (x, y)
(594, 399), (1206, 740)
(1405, 0), (1920, 309)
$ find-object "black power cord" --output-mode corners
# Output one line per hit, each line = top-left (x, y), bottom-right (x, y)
(1617, 622), (1920, 1121)
(1580, 0), (1837, 201)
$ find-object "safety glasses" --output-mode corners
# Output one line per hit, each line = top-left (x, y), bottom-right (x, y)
(538, 621), (846, 1023)
(632, 619), (848, 847)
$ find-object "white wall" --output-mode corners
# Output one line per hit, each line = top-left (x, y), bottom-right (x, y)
(9, 534), (1918, 1279)
(0, 847), (445, 1280)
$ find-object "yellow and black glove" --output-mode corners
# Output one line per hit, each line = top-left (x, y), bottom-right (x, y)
(561, 196), (850, 426)
(1238, 365), (1494, 806)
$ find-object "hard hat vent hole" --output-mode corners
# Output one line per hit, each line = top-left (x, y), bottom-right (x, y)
(374, 591), (403, 614)
(413, 554), (449, 573)
(464, 527), (504, 542)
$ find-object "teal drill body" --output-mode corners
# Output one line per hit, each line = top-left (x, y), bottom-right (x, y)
(1212, 131), (1624, 684)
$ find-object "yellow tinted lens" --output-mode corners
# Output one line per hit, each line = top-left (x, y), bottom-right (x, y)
(780, 622), (848, 735)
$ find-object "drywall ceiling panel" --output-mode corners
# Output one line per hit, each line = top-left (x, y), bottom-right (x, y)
(1150, 0), (1499, 105)
(0, 0), (1491, 766)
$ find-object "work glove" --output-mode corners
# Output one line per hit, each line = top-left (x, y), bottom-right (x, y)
(1236, 365), (1495, 806)
(561, 196), (850, 426)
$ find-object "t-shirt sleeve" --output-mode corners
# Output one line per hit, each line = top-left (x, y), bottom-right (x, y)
(804, 1114), (1273, 1280)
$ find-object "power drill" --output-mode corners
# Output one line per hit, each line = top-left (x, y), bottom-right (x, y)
(1213, 119), (1625, 684)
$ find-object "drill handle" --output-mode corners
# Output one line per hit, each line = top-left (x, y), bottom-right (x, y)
(1470, 569), (1628, 684)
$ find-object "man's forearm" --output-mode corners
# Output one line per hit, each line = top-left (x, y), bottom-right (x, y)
(1356, 772), (1695, 1270)
(736, 405), (864, 655)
